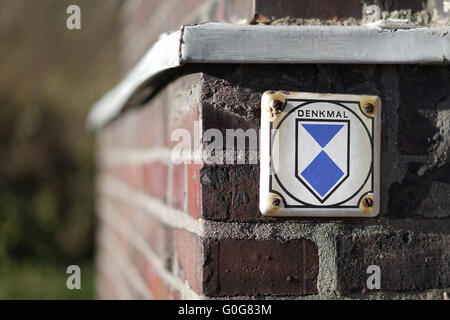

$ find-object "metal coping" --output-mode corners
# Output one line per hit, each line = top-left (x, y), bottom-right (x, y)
(88, 22), (450, 129)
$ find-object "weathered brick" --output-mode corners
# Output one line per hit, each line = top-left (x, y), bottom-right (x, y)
(173, 230), (319, 297)
(216, 238), (319, 296)
(200, 165), (263, 221)
(200, 165), (230, 220)
(255, 0), (362, 20)
(397, 66), (449, 155)
(373, 0), (424, 13)
(202, 103), (259, 137)
(336, 232), (450, 295)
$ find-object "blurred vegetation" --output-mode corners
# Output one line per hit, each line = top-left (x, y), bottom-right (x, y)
(0, 0), (121, 299)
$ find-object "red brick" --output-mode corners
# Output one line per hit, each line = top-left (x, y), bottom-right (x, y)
(134, 247), (148, 286)
(145, 219), (170, 265)
(171, 163), (185, 211)
(173, 229), (205, 294)
(173, 230), (318, 297)
(142, 162), (168, 202)
(138, 97), (167, 148)
(127, 206), (171, 263)
(143, 254), (180, 300)
(217, 238), (319, 296)
(186, 163), (202, 219)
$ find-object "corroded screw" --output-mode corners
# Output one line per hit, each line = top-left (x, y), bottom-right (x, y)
(363, 197), (374, 208)
(270, 100), (284, 117)
(272, 198), (281, 207)
(364, 103), (374, 114)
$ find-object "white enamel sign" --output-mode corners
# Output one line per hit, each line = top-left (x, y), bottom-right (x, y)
(260, 91), (381, 217)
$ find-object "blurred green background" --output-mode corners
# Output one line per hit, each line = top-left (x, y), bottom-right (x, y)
(0, 0), (121, 299)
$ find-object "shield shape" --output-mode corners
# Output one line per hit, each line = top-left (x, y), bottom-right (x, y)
(295, 119), (349, 203)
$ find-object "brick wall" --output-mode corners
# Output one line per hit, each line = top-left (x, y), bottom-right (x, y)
(96, 64), (449, 300)
(95, 1), (450, 300)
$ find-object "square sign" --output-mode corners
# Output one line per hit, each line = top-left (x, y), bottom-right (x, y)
(260, 91), (381, 217)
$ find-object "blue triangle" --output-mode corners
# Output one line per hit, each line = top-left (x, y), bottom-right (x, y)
(302, 124), (343, 148)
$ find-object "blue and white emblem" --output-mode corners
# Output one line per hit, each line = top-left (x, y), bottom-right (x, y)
(259, 91), (381, 217)
(296, 120), (349, 202)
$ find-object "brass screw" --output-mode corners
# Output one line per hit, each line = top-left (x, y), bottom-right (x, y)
(272, 198), (281, 207)
(364, 103), (374, 115)
(363, 197), (374, 208)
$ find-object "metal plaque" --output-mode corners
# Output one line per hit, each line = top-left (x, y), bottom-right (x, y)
(260, 91), (381, 217)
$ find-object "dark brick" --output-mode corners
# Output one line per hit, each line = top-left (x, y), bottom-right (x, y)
(217, 238), (319, 296)
(173, 231), (319, 297)
(397, 66), (449, 155)
(255, 0), (362, 20)
(200, 165), (230, 220)
(397, 108), (436, 154)
(202, 103), (259, 136)
(336, 232), (450, 295)
(229, 165), (260, 221)
(201, 165), (264, 221)
(388, 162), (450, 218)
(366, 0), (424, 13)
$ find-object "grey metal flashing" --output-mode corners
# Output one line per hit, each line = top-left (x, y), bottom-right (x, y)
(88, 30), (182, 129)
(181, 23), (450, 64)
(88, 23), (450, 129)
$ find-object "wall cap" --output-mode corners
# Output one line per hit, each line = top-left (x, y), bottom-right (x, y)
(88, 22), (450, 129)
